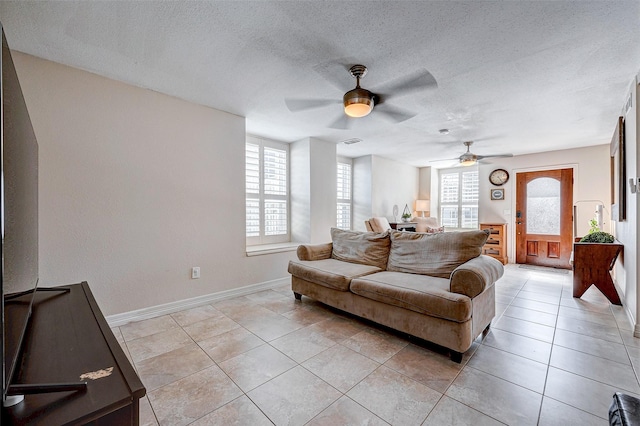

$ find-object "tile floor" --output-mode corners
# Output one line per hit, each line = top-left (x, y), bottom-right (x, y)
(111, 264), (640, 425)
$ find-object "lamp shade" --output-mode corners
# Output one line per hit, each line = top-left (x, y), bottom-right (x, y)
(415, 199), (429, 217)
(415, 199), (429, 212)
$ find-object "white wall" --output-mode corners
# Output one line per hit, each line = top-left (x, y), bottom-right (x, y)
(353, 156), (372, 231)
(615, 75), (639, 330)
(290, 138), (312, 243)
(633, 74), (640, 332)
(352, 155), (419, 230)
(418, 166), (432, 216)
(371, 156), (419, 221)
(14, 52), (297, 316)
(476, 145), (611, 263)
(290, 137), (336, 243)
(309, 138), (336, 242)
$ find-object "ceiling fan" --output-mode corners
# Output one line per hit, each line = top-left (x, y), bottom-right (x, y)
(285, 64), (437, 129)
(433, 141), (513, 167)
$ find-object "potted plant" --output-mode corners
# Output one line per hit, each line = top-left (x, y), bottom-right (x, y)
(401, 204), (412, 222)
(579, 231), (615, 243)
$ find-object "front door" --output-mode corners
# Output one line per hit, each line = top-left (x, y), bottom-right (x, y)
(515, 168), (573, 269)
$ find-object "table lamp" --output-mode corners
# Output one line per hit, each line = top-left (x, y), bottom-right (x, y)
(415, 199), (429, 217)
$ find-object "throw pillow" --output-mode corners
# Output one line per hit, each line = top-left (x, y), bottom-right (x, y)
(331, 227), (390, 270)
(387, 229), (489, 278)
(426, 226), (445, 233)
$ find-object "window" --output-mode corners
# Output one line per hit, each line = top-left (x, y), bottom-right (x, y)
(246, 137), (289, 245)
(526, 177), (560, 235)
(439, 168), (479, 229)
(337, 161), (352, 230)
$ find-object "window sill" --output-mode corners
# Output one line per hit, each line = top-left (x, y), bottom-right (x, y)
(246, 242), (301, 257)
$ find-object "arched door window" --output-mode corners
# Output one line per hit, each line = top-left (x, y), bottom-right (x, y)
(526, 177), (560, 235)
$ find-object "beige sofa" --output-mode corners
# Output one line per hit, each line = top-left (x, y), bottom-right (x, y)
(288, 228), (504, 362)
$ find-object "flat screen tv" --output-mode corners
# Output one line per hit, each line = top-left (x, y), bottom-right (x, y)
(1, 23), (40, 406)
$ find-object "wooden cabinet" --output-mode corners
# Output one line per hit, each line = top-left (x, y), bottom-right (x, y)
(2, 282), (145, 425)
(480, 223), (508, 264)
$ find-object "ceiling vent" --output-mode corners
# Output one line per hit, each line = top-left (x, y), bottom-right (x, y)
(341, 138), (362, 145)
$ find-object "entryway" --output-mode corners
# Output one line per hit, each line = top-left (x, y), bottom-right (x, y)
(515, 168), (573, 269)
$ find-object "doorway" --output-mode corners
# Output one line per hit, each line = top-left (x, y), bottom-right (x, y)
(515, 168), (573, 269)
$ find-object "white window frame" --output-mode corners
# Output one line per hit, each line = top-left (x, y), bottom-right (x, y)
(246, 135), (290, 246)
(336, 158), (353, 230)
(438, 167), (479, 230)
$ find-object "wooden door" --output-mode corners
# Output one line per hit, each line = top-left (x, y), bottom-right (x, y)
(515, 168), (573, 269)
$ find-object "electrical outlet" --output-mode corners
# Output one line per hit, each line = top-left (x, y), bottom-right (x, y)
(191, 267), (200, 279)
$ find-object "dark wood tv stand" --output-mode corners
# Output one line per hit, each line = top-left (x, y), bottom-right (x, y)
(2, 282), (145, 425)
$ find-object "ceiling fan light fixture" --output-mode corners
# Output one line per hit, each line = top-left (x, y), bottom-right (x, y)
(343, 88), (374, 118)
(459, 141), (477, 166)
(459, 152), (477, 166)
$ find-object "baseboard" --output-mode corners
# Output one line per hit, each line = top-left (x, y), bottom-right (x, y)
(106, 277), (290, 327)
(626, 304), (639, 337)
(614, 280), (638, 336)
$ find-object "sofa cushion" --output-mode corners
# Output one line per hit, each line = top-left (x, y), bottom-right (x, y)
(387, 229), (489, 278)
(288, 259), (382, 292)
(330, 227), (390, 270)
(350, 271), (472, 322)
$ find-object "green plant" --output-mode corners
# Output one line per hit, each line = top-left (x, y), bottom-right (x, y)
(580, 231), (615, 243)
(588, 218), (599, 234)
(401, 204), (411, 220)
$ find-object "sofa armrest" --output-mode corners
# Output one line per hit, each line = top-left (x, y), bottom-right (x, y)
(450, 255), (504, 298)
(296, 243), (333, 261)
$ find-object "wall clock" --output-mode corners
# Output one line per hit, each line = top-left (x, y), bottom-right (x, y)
(489, 168), (509, 186)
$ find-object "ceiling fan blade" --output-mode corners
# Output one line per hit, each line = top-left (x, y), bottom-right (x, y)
(428, 159), (460, 168)
(312, 60), (355, 91)
(375, 69), (437, 101)
(285, 98), (340, 112)
(429, 157), (459, 163)
(375, 103), (416, 123)
(476, 154), (514, 160)
(328, 114), (355, 130)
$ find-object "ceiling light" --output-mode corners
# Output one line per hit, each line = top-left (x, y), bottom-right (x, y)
(459, 155), (477, 166)
(343, 65), (374, 118)
(459, 141), (477, 166)
(344, 87), (374, 117)
(439, 128), (449, 135)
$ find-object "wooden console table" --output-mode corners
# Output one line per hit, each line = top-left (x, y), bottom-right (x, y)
(572, 242), (623, 305)
(2, 282), (145, 425)
(390, 222), (417, 232)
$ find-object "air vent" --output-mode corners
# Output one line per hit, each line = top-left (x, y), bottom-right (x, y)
(341, 138), (362, 145)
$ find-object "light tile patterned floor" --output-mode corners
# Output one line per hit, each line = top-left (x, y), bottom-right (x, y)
(112, 264), (639, 425)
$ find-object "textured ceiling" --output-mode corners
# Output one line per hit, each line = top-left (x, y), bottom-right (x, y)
(0, 1), (639, 167)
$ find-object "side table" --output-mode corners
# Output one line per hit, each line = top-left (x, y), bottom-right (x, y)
(390, 222), (417, 232)
(572, 242), (623, 305)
